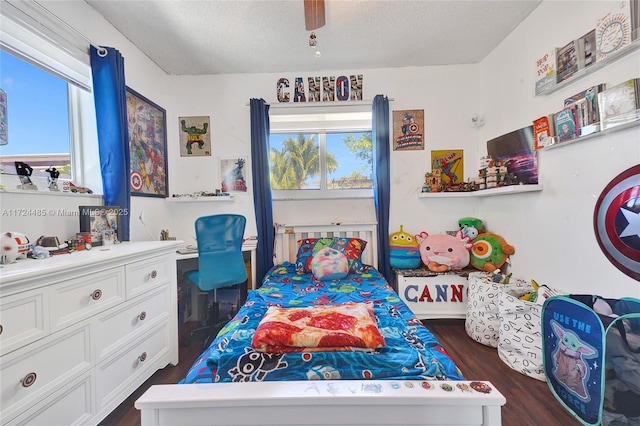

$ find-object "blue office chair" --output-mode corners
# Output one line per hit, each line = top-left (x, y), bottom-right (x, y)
(182, 214), (248, 349)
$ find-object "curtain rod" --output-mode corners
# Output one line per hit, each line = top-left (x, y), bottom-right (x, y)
(31, 0), (107, 56)
(246, 98), (394, 107)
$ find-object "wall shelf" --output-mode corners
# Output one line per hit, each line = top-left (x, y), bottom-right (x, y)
(536, 38), (640, 97)
(540, 111), (640, 151)
(418, 184), (543, 198)
(166, 196), (234, 202)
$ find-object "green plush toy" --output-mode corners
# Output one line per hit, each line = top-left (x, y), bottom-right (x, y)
(469, 232), (515, 272)
(458, 217), (485, 241)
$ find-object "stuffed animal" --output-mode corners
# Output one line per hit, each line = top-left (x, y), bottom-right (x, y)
(416, 230), (471, 272)
(469, 232), (515, 272)
(389, 225), (421, 269)
(458, 217), (485, 241)
(1, 231), (30, 264)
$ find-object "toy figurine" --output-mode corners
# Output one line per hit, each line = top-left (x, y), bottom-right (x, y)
(15, 161), (38, 190)
(423, 169), (443, 192)
(45, 166), (60, 191)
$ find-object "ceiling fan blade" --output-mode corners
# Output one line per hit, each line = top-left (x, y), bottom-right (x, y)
(304, 0), (325, 31)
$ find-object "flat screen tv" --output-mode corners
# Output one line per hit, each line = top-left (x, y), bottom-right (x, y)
(486, 125), (538, 185)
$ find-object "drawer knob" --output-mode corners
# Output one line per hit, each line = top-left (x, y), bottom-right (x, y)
(91, 289), (102, 300)
(150, 270), (157, 279)
(21, 372), (37, 388)
(138, 311), (147, 321)
(0, 324), (3, 335)
(138, 352), (147, 363)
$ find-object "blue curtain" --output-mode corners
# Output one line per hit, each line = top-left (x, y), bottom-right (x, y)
(250, 98), (274, 286)
(90, 46), (130, 241)
(372, 95), (391, 282)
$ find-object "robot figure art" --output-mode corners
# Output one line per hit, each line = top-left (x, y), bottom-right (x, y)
(45, 166), (60, 191)
(15, 161), (38, 190)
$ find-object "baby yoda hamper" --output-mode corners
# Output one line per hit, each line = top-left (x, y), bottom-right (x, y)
(542, 295), (640, 426)
(465, 271), (531, 347)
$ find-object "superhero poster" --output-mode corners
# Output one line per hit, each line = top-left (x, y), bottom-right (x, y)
(179, 116), (211, 157)
(393, 109), (424, 151)
(126, 87), (168, 198)
(431, 149), (464, 185)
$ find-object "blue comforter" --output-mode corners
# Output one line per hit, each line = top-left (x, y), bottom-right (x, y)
(179, 262), (464, 383)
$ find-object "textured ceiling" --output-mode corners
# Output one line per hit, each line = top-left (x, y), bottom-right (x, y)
(84, 0), (541, 75)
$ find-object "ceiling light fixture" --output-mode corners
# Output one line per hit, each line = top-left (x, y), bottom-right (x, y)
(309, 31), (321, 58)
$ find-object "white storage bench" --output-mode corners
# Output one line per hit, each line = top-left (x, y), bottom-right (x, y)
(394, 267), (473, 320)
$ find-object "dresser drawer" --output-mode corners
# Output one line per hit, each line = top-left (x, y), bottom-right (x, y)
(0, 323), (92, 423)
(50, 268), (125, 332)
(5, 373), (93, 426)
(125, 254), (171, 298)
(95, 321), (170, 411)
(94, 284), (171, 361)
(0, 287), (49, 356)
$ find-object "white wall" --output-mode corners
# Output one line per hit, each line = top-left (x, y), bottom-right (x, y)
(473, 1), (640, 298)
(2, 1), (638, 298)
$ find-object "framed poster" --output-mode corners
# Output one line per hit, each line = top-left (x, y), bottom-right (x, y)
(179, 115), (211, 156)
(431, 149), (464, 185)
(78, 205), (123, 246)
(126, 87), (168, 198)
(393, 109), (424, 151)
(220, 158), (247, 192)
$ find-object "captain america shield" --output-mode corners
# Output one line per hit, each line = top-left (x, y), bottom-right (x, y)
(593, 164), (640, 281)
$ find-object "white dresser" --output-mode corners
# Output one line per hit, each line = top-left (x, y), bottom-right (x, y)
(0, 241), (180, 426)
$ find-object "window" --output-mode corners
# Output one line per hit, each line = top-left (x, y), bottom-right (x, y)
(0, 2), (96, 188)
(0, 50), (73, 179)
(269, 107), (373, 200)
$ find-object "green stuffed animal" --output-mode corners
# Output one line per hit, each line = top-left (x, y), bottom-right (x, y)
(469, 232), (515, 272)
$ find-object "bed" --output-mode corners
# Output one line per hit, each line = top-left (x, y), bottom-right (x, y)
(135, 223), (506, 426)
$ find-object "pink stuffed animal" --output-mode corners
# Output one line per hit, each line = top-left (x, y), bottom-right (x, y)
(416, 230), (472, 272)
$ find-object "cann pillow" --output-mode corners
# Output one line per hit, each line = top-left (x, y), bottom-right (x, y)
(311, 247), (349, 281)
(295, 237), (367, 274)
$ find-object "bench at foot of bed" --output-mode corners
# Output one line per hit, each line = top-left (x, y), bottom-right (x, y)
(135, 379), (506, 426)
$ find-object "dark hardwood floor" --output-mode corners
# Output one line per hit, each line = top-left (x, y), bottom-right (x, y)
(100, 319), (579, 426)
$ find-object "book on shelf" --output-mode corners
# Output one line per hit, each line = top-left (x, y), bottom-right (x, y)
(576, 29), (597, 69)
(533, 115), (556, 150)
(554, 105), (580, 143)
(632, 0), (640, 40)
(556, 40), (580, 83)
(597, 78), (640, 130)
(534, 49), (557, 95)
(564, 84), (606, 135)
(595, 0), (633, 61)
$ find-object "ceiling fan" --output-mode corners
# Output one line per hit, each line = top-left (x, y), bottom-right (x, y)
(304, 0), (325, 30)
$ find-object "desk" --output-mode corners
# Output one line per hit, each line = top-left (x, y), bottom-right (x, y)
(176, 241), (257, 289)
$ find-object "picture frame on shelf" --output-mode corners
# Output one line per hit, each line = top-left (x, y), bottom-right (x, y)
(78, 205), (123, 246)
(126, 87), (169, 198)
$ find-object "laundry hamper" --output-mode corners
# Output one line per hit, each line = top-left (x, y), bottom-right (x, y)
(542, 295), (640, 426)
(497, 285), (563, 381)
(465, 271), (530, 347)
